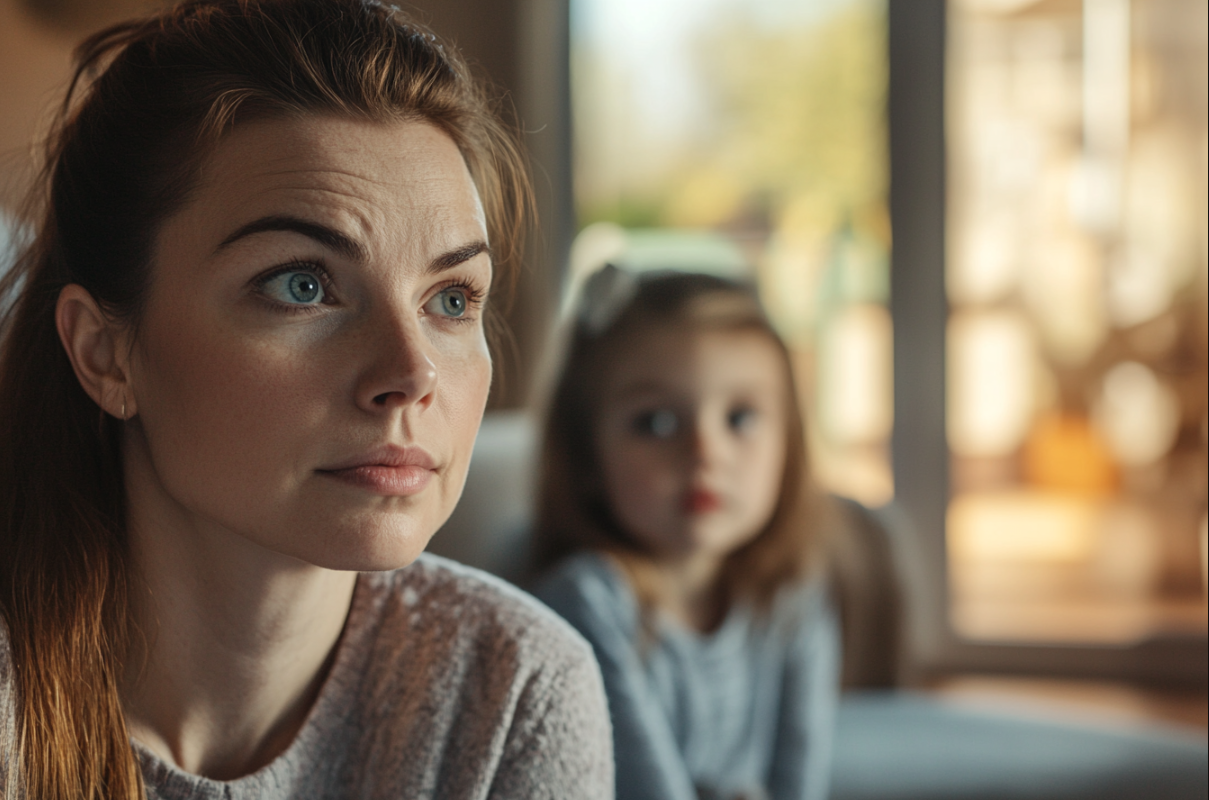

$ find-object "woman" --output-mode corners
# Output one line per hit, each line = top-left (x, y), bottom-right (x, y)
(0, 2), (612, 798)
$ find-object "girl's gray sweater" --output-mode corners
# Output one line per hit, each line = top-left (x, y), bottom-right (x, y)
(0, 554), (614, 799)
(535, 551), (839, 800)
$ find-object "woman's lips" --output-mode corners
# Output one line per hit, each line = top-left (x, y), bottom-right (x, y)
(318, 446), (436, 497)
(682, 488), (722, 514)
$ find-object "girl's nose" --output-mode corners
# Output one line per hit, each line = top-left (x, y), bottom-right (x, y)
(689, 416), (724, 467)
(354, 311), (438, 413)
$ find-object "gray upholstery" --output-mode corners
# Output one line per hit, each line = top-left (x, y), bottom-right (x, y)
(833, 692), (1207, 800)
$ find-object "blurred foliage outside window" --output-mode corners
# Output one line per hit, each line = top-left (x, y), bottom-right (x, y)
(947, 0), (1208, 644)
(570, 0), (893, 507)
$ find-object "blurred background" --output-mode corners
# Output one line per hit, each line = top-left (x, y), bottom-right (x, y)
(1, 0), (1205, 745)
(567, 0), (1208, 729)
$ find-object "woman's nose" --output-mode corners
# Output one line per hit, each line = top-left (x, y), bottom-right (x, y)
(354, 311), (438, 413)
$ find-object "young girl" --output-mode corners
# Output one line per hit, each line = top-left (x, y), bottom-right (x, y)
(535, 266), (840, 800)
(0, 2), (611, 797)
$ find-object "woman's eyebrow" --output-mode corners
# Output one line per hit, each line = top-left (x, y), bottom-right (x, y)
(429, 241), (491, 274)
(218, 215), (368, 261)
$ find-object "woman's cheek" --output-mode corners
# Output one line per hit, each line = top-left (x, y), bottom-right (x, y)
(430, 320), (489, 382)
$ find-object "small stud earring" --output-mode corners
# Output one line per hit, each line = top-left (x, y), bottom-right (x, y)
(121, 396), (127, 421)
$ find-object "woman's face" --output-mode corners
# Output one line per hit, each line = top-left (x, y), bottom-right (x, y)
(593, 325), (789, 565)
(123, 116), (493, 571)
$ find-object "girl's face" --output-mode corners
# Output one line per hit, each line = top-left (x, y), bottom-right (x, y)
(122, 116), (493, 571)
(594, 324), (790, 564)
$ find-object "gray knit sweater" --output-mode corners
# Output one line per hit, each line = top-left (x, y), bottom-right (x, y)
(0, 554), (614, 799)
(535, 552), (839, 800)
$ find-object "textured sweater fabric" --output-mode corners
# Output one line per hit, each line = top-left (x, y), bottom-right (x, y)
(0, 554), (614, 799)
(534, 552), (839, 800)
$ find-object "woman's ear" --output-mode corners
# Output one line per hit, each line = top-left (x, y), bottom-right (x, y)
(56, 284), (137, 419)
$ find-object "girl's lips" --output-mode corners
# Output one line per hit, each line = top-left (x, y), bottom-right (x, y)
(682, 488), (723, 514)
(318, 446), (436, 496)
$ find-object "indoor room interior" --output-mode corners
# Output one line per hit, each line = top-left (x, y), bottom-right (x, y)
(1, 0), (1205, 797)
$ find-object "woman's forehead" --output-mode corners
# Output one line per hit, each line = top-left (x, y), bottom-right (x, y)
(157, 115), (487, 267)
(196, 115), (477, 210)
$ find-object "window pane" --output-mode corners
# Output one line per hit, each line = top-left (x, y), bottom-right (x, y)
(947, 0), (1209, 643)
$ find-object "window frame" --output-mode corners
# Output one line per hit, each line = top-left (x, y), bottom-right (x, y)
(887, 0), (1207, 687)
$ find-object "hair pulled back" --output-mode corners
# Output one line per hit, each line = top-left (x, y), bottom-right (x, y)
(0, 2), (529, 796)
(535, 270), (819, 624)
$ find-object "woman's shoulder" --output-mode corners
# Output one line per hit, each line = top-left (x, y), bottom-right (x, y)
(359, 552), (599, 673)
(335, 554), (613, 794)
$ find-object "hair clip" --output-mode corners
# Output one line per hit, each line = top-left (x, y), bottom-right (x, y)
(577, 263), (639, 336)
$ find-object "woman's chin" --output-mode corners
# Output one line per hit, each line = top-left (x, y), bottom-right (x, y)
(329, 534), (437, 573)
(270, 516), (442, 573)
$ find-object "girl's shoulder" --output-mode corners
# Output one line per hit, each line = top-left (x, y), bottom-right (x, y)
(531, 551), (833, 646)
(769, 571), (832, 623)
(532, 551), (641, 638)
(761, 572), (839, 659)
(535, 549), (629, 593)
(533, 550), (635, 606)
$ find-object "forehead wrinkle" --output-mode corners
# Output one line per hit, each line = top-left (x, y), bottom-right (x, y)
(190, 118), (486, 271)
(225, 181), (394, 251)
(232, 173), (394, 207)
(238, 169), (473, 217)
(253, 165), (395, 189)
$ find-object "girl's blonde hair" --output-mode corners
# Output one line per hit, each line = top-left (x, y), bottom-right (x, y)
(535, 269), (821, 618)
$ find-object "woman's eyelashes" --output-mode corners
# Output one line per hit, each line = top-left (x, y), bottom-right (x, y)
(254, 261), (335, 310)
(423, 281), (486, 322)
(250, 263), (486, 323)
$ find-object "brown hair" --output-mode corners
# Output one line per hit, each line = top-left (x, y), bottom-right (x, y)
(535, 269), (820, 623)
(0, 2), (530, 797)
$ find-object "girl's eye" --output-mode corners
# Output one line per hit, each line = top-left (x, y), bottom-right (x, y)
(260, 269), (326, 306)
(633, 409), (678, 439)
(428, 287), (470, 318)
(728, 406), (757, 432)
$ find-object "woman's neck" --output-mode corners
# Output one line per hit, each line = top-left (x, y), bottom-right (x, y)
(120, 476), (357, 780)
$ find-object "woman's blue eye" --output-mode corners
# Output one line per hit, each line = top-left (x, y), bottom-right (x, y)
(432, 287), (469, 318)
(634, 409), (678, 439)
(262, 270), (325, 305)
(728, 406), (757, 432)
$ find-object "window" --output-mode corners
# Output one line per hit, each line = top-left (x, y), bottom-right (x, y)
(889, 0), (1206, 682)
(946, 0), (1207, 648)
